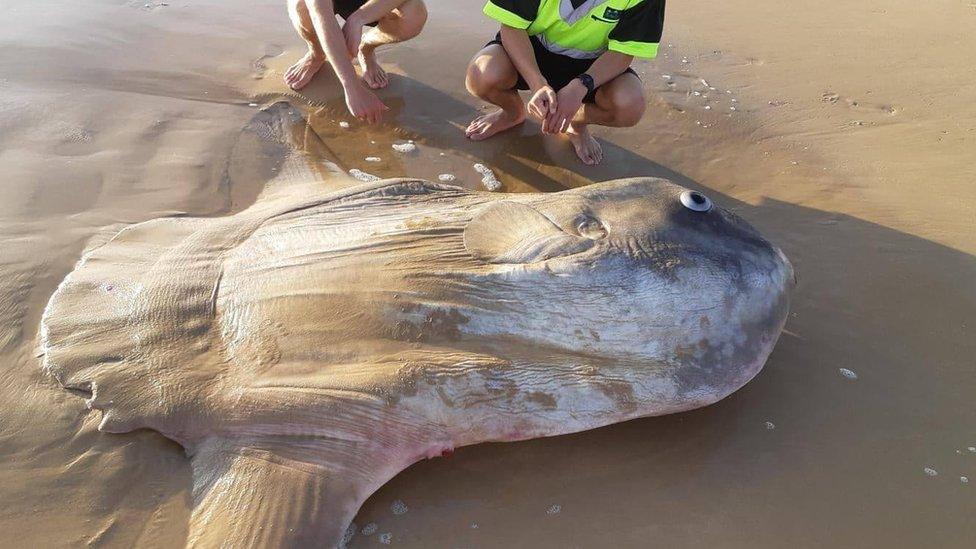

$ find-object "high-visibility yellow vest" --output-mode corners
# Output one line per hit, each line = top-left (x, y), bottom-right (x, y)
(484, 0), (665, 59)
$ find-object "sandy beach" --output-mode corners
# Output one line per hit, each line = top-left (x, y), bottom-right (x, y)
(1, 0), (974, 547)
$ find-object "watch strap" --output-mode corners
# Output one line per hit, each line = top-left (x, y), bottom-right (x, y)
(577, 73), (596, 94)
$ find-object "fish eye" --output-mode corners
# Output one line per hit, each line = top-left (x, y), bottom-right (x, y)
(576, 217), (607, 239)
(680, 190), (712, 212)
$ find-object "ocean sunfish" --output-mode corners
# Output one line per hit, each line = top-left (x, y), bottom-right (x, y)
(39, 105), (794, 548)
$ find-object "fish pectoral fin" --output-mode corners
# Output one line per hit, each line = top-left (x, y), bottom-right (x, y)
(464, 201), (593, 264)
(186, 437), (370, 549)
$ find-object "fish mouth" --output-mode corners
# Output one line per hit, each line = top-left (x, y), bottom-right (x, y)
(778, 246), (798, 287)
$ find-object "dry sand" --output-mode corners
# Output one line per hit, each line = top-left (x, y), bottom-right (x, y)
(0, 0), (973, 547)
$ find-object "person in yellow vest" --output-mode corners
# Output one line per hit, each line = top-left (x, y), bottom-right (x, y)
(465, 0), (665, 165)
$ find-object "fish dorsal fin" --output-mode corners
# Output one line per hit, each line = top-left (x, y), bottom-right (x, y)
(464, 201), (594, 264)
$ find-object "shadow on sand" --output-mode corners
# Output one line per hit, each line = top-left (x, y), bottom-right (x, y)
(253, 75), (976, 548)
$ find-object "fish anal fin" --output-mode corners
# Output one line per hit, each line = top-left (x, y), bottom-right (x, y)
(187, 437), (373, 549)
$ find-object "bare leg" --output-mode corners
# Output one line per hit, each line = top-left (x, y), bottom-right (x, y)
(464, 44), (526, 141)
(566, 71), (646, 165)
(284, 0), (327, 90)
(358, 0), (427, 89)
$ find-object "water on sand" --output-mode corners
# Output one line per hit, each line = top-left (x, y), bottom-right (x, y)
(0, 0), (974, 547)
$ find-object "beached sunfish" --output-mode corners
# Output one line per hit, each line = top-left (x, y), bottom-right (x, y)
(39, 106), (794, 548)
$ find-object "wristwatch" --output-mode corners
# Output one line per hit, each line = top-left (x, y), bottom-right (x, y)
(576, 73), (596, 95)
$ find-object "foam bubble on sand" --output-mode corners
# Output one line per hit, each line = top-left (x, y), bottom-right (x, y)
(392, 141), (417, 154)
(349, 169), (380, 182)
(924, 467), (938, 477)
(765, 421), (776, 430)
(340, 522), (357, 547)
(546, 504), (561, 515)
(391, 500), (408, 515)
(969, 447), (976, 453)
(365, 156), (381, 163)
(473, 163), (501, 191)
(361, 523), (378, 536)
(379, 532), (393, 544)
(839, 368), (858, 380)
(962, 476), (970, 484)
(438, 174), (457, 183)
(339, 121), (350, 129)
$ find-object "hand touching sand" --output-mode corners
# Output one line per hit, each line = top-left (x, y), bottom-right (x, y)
(345, 82), (388, 124)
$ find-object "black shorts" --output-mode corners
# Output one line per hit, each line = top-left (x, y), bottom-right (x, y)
(486, 33), (639, 104)
(335, 0), (377, 26)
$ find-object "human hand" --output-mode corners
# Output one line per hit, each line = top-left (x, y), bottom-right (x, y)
(527, 85), (557, 123)
(344, 82), (388, 124)
(545, 80), (587, 134)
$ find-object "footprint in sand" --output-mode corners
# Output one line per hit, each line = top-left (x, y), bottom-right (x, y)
(251, 43), (285, 80)
(822, 90), (899, 117)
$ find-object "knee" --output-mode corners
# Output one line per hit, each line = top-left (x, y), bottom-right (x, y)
(389, 0), (427, 40)
(606, 86), (647, 127)
(465, 57), (505, 97)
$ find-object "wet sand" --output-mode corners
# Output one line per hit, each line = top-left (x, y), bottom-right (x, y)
(1, 0), (974, 547)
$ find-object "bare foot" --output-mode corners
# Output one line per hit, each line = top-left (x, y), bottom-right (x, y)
(284, 50), (325, 90)
(465, 108), (525, 141)
(566, 123), (603, 165)
(358, 46), (389, 89)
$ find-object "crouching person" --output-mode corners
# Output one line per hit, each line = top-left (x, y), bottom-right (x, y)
(465, 0), (664, 165)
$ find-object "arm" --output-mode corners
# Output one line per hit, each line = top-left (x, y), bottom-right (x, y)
(499, 25), (545, 91)
(307, 0), (387, 122)
(547, 0), (664, 133)
(582, 51), (634, 88)
(498, 25), (559, 128)
(307, 0), (359, 87)
(546, 51), (634, 134)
